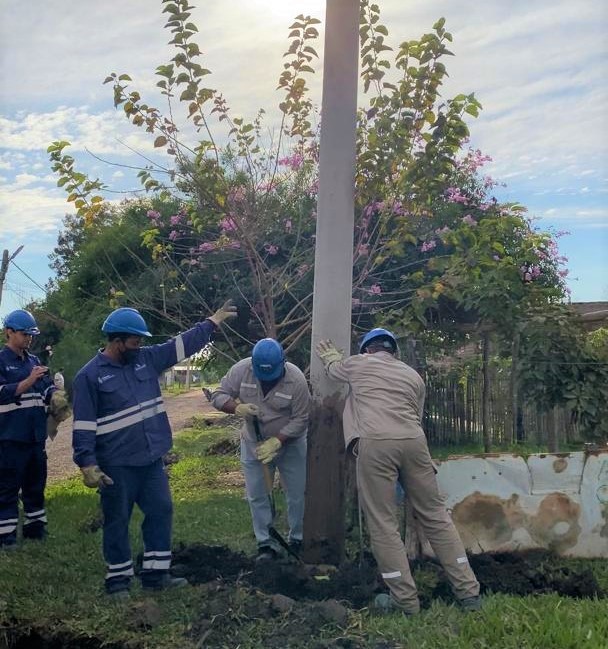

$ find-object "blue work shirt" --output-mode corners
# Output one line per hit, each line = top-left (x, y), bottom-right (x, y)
(0, 346), (55, 443)
(72, 320), (216, 468)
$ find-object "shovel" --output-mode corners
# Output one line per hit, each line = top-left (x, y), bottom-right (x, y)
(252, 416), (303, 563)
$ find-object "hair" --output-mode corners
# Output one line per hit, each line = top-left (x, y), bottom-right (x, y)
(364, 337), (397, 355)
(107, 332), (132, 343)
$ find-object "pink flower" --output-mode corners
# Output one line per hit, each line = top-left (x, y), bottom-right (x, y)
(296, 264), (309, 277)
(352, 298), (361, 306)
(357, 243), (369, 256)
(278, 153), (304, 170)
(229, 241), (241, 249)
(445, 187), (469, 204)
(199, 242), (216, 253)
(220, 217), (237, 232)
(421, 239), (437, 253)
(369, 283), (382, 295)
(462, 214), (477, 226)
(146, 209), (161, 220)
(168, 230), (178, 241)
(264, 244), (279, 255)
(170, 215), (181, 226)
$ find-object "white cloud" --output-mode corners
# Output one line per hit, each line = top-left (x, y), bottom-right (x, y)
(0, 181), (68, 241)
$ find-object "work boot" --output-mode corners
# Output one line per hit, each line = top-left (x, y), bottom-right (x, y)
(458, 595), (482, 612)
(255, 546), (278, 563)
(372, 593), (419, 617)
(142, 573), (189, 591)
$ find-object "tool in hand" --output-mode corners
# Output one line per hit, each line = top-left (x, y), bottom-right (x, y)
(252, 416), (303, 562)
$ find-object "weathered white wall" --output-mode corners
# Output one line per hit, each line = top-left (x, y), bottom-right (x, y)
(433, 451), (608, 558)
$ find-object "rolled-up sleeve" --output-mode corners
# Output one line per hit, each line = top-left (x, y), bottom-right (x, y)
(210, 360), (247, 411)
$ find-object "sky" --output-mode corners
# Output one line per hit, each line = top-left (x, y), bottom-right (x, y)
(0, 0), (607, 320)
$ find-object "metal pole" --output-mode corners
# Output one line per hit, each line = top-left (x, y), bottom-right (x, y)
(0, 246), (24, 309)
(304, 0), (359, 564)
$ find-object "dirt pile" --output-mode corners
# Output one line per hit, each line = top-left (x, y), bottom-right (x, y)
(173, 543), (605, 607)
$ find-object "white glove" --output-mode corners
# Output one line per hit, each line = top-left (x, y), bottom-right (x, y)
(316, 340), (344, 366)
(235, 403), (260, 417)
(208, 300), (237, 325)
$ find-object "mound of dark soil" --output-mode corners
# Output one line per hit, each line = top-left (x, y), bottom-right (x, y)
(173, 543), (605, 609)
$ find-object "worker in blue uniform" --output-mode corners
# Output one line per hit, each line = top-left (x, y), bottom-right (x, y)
(71, 302), (236, 598)
(0, 309), (68, 548)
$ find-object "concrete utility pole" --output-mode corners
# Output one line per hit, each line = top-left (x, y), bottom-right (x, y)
(0, 246), (24, 309)
(303, 0), (360, 564)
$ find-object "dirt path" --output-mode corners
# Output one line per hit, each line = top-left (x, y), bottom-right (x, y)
(46, 389), (214, 482)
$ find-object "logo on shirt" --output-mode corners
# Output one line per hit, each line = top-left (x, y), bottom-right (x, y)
(98, 374), (115, 384)
(134, 363), (147, 372)
(6, 365), (19, 371)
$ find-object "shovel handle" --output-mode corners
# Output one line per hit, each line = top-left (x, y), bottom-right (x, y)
(253, 416), (276, 517)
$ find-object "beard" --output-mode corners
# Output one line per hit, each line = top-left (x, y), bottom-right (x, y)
(121, 348), (140, 364)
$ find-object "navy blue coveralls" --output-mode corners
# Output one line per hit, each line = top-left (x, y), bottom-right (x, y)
(72, 320), (215, 592)
(0, 346), (55, 546)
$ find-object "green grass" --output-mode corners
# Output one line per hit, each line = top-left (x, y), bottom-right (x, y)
(0, 423), (605, 649)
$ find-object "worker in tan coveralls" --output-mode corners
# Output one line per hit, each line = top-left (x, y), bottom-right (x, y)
(211, 338), (310, 561)
(316, 327), (481, 615)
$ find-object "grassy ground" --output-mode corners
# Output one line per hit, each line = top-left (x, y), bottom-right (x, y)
(0, 424), (605, 649)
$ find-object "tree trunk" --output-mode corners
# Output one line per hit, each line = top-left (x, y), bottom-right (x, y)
(482, 331), (492, 453)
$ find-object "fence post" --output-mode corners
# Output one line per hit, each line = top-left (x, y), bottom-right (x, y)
(482, 331), (492, 452)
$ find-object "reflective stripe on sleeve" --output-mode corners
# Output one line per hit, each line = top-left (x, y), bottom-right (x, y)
(0, 395), (45, 414)
(73, 420), (97, 431)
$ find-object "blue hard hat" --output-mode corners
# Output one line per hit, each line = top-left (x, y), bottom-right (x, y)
(359, 327), (397, 353)
(3, 309), (40, 335)
(252, 338), (285, 381)
(101, 308), (152, 337)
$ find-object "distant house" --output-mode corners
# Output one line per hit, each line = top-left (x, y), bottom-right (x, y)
(571, 301), (608, 331)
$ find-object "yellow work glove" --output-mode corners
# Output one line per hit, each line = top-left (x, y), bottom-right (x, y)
(208, 300), (237, 326)
(256, 437), (282, 464)
(316, 340), (344, 367)
(235, 403), (260, 417)
(81, 465), (114, 489)
(49, 390), (72, 423)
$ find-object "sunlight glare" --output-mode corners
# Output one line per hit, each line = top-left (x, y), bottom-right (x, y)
(249, 0), (326, 23)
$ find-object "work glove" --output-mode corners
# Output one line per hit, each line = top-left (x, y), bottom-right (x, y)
(256, 437), (282, 464)
(208, 300), (237, 326)
(316, 340), (344, 367)
(46, 390), (73, 441)
(235, 403), (260, 417)
(81, 465), (114, 489)
(49, 390), (72, 422)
